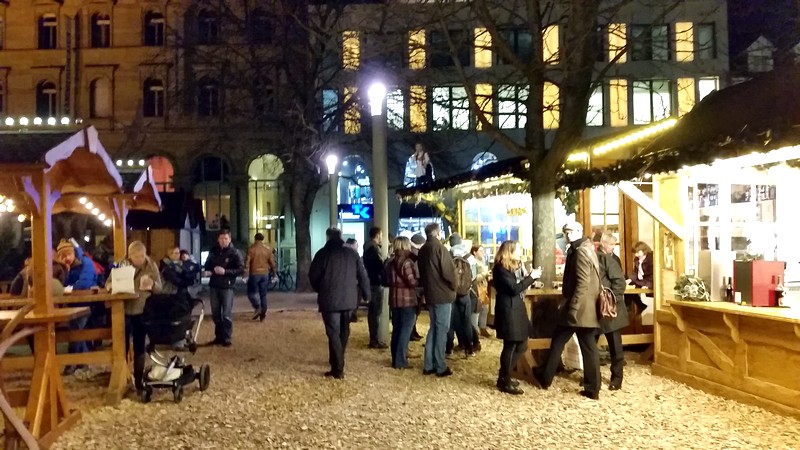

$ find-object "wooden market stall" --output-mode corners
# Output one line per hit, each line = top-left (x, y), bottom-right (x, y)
(128, 191), (204, 263)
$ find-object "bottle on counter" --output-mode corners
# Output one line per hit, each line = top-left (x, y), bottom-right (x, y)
(774, 275), (785, 307)
(725, 277), (733, 302)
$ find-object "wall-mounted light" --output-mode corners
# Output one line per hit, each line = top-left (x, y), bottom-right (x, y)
(19, 117), (29, 126)
(47, 117), (56, 126)
(33, 117), (43, 125)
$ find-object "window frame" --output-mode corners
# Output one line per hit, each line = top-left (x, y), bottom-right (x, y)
(35, 81), (58, 117)
(89, 78), (113, 118)
(630, 24), (670, 61)
(197, 78), (220, 117)
(431, 85), (470, 131)
(38, 14), (58, 50)
(90, 13), (112, 48)
(496, 28), (533, 65)
(144, 11), (165, 46)
(632, 79), (672, 125)
(197, 10), (219, 45)
(429, 29), (471, 68)
(696, 23), (716, 60)
(496, 84), (529, 130)
(143, 78), (165, 118)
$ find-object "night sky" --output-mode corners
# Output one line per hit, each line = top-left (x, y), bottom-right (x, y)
(728, 0), (797, 58)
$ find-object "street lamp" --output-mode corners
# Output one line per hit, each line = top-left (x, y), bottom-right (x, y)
(325, 154), (339, 228)
(368, 81), (390, 346)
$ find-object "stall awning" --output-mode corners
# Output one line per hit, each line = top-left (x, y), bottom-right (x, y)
(127, 192), (204, 230)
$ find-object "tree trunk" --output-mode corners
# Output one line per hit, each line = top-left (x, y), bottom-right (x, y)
(289, 169), (321, 293)
(530, 167), (558, 285)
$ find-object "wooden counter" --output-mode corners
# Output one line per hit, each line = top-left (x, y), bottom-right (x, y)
(653, 300), (800, 417)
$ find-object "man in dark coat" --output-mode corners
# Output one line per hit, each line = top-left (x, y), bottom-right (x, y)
(310, 227), (370, 379)
(417, 222), (457, 377)
(596, 233), (629, 390)
(203, 230), (244, 347)
(362, 227), (387, 349)
(535, 221), (602, 400)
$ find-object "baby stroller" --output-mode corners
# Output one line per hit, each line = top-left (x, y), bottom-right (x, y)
(140, 291), (211, 403)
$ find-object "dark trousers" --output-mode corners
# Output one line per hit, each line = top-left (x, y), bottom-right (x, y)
(125, 314), (147, 390)
(322, 310), (353, 374)
(390, 307), (416, 368)
(368, 285), (384, 345)
(499, 340), (527, 379)
(210, 288), (234, 343)
(540, 326), (601, 394)
(247, 274), (270, 313)
(446, 294), (473, 353)
(597, 330), (624, 385)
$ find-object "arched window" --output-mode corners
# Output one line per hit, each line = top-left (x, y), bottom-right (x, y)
(197, 78), (219, 116)
(147, 156), (174, 192)
(338, 155), (372, 205)
(89, 78), (112, 118)
(143, 78), (164, 117)
(248, 9), (270, 44)
(193, 156), (231, 231)
(471, 152), (497, 171)
(197, 10), (218, 45)
(35, 81), (57, 117)
(91, 13), (111, 48)
(38, 14), (57, 49)
(248, 155), (284, 242)
(144, 11), (165, 46)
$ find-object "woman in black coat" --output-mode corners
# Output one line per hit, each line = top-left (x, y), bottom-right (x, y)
(492, 240), (541, 395)
(597, 233), (629, 390)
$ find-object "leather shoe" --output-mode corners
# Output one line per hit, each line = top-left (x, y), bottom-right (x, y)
(251, 311), (261, 321)
(220, 341), (232, 347)
(499, 383), (524, 395)
(422, 369), (436, 375)
(435, 367), (453, 378)
(259, 312), (266, 322)
(608, 382), (622, 391)
(369, 342), (388, 349)
(324, 370), (344, 379)
(580, 390), (599, 400)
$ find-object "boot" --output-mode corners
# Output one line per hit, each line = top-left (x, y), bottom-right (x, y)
(133, 355), (147, 393)
(497, 376), (524, 395)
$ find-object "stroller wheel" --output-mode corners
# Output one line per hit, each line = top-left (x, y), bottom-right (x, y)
(198, 364), (211, 391)
(141, 386), (153, 404)
(172, 385), (184, 403)
(188, 342), (198, 354)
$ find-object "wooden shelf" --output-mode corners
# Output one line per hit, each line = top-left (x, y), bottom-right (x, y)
(669, 300), (800, 325)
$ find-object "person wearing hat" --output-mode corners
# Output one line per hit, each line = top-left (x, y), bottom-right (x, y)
(57, 239), (98, 376)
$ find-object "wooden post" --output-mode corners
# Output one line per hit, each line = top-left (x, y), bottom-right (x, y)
(112, 196), (129, 260)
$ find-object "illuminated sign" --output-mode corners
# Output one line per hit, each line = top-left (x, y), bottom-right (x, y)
(338, 204), (373, 221)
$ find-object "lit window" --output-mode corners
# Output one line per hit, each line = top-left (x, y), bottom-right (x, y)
(38, 14), (57, 49)
(676, 77), (695, 117)
(408, 29), (426, 69)
(409, 85), (427, 132)
(631, 24), (669, 61)
(474, 28), (492, 68)
(322, 88), (338, 132)
(608, 24), (627, 63)
(143, 78), (164, 117)
(586, 85), (604, 127)
(144, 12), (165, 46)
(342, 31), (360, 70)
(475, 84), (492, 131)
(432, 86), (469, 130)
(633, 80), (671, 124)
(197, 10), (219, 45)
(148, 156), (175, 192)
(193, 156), (231, 231)
(89, 78), (112, 118)
(697, 24), (716, 60)
(36, 81), (57, 117)
(387, 89), (405, 130)
(609, 79), (628, 127)
(343, 87), (360, 134)
(338, 155), (372, 205)
(497, 84), (528, 129)
(471, 152), (497, 171)
(543, 82), (559, 129)
(674, 22), (694, 62)
(91, 13), (111, 48)
(698, 77), (719, 101)
(543, 25), (559, 64)
(198, 78), (220, 116)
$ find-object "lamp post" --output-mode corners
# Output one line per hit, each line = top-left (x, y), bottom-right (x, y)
(326, 154), (339, 228)
(368, 82), (390, 345)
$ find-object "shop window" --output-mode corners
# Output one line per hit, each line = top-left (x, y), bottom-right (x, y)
(543, 25), (559, 64)
(696, 23), (716, 60)
(409, 85), (427, 132)
(343, 86), (360, 134)
(474, 28), (492, 68)
(632, 79), (671, 124)
(609, 79), (628, 127)
(197, 78), (220, 117)
(408, 29), (426, 69)
(147, 156), (174, 192)
(338, 156), (372, 205)
(248, 155), (284, 244)
(342, 30), (360, 70)
(89, 78), (112, 118)
(497, 84), (527, 129)
(674, 22), (694, 62)
(471, 152), (497, 171)
(386, 88), (404, 130)
(698, 77), (719, 101)
(193, 156), (230, 231)
(91, 13), (111, 48)
(676, 78), (695, 117)
(462, 194), (531, 262)
(197, 10), (219, 45)
(38, 14), (57, 49)
(543, 82), (560, 129)
(322, 88), (338, 132)
(586, 85), (604, 127)
(475, 84), (492, 131)
(143, 78), (164, 117)
(248, 9), (271, 44)
(430, 29), (470, 68)
(497, 29), (532, 64)
(432, 85), (469, 130)
(35, 81), (57, 118)
(631, 24), (669, 61)
(144, 11), (165, 46)
(607, 23), (627, 63)
(590, 185), (621, 251)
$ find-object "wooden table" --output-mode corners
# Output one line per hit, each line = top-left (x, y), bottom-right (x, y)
(1, 292), (139, 405)
(653, 300), (800, 417)
(0, 306), (89, 448)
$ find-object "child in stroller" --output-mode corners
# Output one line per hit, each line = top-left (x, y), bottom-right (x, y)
(140, 291), (211, 403)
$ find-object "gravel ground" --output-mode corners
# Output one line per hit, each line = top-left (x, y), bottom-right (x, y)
(41, 310), (800, 449)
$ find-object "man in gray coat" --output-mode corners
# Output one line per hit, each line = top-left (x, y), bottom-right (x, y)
(535, 221), (602, 399)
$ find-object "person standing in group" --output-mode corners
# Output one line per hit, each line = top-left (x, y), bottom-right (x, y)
(493, 240), (541, 395)
(385, 236), (419, 369)
(243, 233), (277, 322)
(409, 233), (426, 341)
(345, 238), (360, 253)
(446, 233), (476, 358)
(363, 227), (387, 349)
(596, 233), (629, 390)
(470, 245), (493, 339)
(535, 221), (602, 400)
(417, 222), (457, 377)
(309, 227), (370, 379)
(203, 230), (244, 347)
(57, 239), (98, 376)
(180, 250), (202, 298)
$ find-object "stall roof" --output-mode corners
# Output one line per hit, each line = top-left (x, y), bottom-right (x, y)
(0, 131), (79, 164)
(127, 192), (204, 230)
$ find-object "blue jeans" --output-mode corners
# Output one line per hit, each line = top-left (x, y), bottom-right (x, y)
(68, 314), (90, 355)
(209, 288), (234, 343)
(390, 307), (416, 368)
(424, 303), (452, 374)
(247, 274), (270, 313)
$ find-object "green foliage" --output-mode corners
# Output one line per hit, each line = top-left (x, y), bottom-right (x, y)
(674, 275), (710, 301)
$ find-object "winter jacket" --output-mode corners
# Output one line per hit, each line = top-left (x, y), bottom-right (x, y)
(417, 237), (457, 305)
(597, 249), (629, 334)
(631, 253), (654, 289)
(362, 240), (384, 287)
(245, 242), (277, 277)
(386, 252), (419, 309)
(309, 238), (370, 312)
(160, 258), (193, 295)
(109, 256), (163, 315)
(204, 244), (244, 290)
(65, 246), (98, 290)
(492, 264), (535, 341)
(561, 237), (601, 329)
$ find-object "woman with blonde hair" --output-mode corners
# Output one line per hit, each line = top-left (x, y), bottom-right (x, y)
(385, 236), (419, 369)
(492, 240), (541, 394)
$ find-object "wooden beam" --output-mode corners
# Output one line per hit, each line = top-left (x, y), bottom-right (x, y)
(618, 181), (684, 240)
(112, 196), (129, 260)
